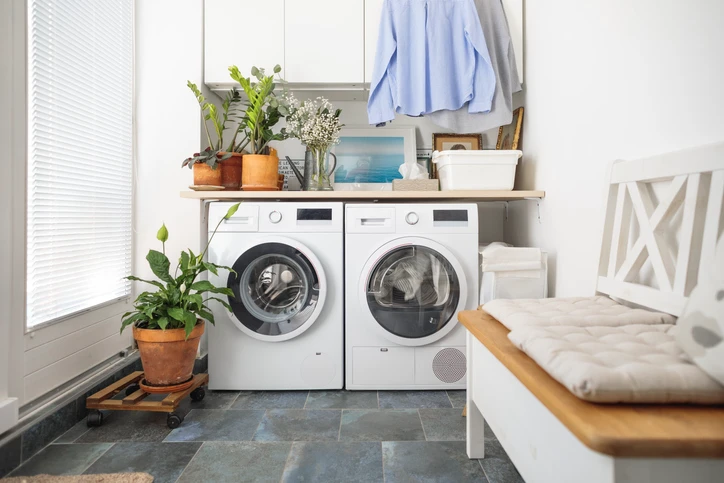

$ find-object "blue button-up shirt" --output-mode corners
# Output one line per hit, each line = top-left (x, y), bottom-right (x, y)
(368, 0), (496, 125)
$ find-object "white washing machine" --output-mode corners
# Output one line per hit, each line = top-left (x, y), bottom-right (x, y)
(345, 203), (479, 390)
(206, 202), (343, 390)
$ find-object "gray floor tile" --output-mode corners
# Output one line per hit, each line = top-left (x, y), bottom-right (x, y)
(253, 409), (341, 442)
(75, 410), (171, 443)
(383, 441), (488, 483)
(282, 441), (383, 483)
(419, 409), (466, 441)
(9, 443), (112, 477)
(378, 391), (452, 409)
(447, 390), (467, 408)
(164, 409), (265, 442)
(21, 400), (77, 461)
(479, 439), (523, 483)
(190, 390), (240, 410)
(177, 441), (290, 483)
(53, 419), (90, 444)
(84, 442), (201, 483)
(0, 435), (21, 478)
(232, 391), (308, 409)
(339, 409), (425, 442)
(305, 390), (379, 409)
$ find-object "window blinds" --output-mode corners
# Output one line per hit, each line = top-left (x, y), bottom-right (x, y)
(27, 0), (133, 329)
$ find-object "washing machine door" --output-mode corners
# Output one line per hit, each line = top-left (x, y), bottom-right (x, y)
(360, 238), (468, 347)
(227, 237), (326, 342)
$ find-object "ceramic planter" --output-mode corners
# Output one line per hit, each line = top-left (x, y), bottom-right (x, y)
(218, 152), (243, 190)
(133, 321), (204, 393)
(242, 154), (280, 191)
(192, 163), (222, 187)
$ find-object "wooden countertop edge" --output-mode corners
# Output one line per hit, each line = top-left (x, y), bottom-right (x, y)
(179, 189), (546, 201)
(458, 309), (724, 458)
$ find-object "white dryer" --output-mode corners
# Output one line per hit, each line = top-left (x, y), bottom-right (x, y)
(206, 202), (343, 390)
(345, 203), (479, 390)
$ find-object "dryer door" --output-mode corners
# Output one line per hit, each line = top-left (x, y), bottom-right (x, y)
(227, 238), (326, 342)
(360, 238), (468, 347)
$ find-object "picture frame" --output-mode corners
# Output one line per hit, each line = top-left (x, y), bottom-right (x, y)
(432, 133), (483, 152)
(332, 127), (417, 191)
(496, 107), (524, 150)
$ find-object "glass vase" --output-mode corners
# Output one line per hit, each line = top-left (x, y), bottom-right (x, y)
(306, 146), (337, 191)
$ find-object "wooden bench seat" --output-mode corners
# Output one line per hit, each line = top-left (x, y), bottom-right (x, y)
(459, 309), (724, 458)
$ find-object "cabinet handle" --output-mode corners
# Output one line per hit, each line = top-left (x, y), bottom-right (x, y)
(380, 348), (388, 352)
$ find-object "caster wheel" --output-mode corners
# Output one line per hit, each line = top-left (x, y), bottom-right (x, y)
(190, 387), (206, 402)
(167, 413), (183, 429)
(87, 411), (103, 427)
(125, 384), (140, 396)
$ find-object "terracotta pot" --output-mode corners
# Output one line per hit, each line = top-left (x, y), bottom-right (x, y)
(193, 163), (222, 186)
(133, 321), (204, 391)
(242, 154), (280, 191)
(218, 152), (243, 190)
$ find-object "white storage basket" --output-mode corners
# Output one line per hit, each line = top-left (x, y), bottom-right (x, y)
(432, 150), (521, 190)
(479, 243), (548, 305)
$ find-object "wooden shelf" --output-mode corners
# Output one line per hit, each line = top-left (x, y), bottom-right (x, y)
(180, 190), (545, 201)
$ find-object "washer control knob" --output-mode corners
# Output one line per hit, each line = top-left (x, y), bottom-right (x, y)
(405, 212), (419, 225)
(269, 211), (282, 224)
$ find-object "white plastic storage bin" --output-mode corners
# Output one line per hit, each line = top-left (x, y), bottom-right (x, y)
(479, 243), (548, 305)
(432, 150), (521, 190)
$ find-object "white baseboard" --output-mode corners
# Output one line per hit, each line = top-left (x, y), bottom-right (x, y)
(0, 397), (19, 435)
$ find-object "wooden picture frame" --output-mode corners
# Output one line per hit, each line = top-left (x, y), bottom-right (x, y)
(432, 133), (483, 152)
(496, 107), (524, 150)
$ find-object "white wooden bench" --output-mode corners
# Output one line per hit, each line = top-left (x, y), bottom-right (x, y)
(461, 142), (724, 483)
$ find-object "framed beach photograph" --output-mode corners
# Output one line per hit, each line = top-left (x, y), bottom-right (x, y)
(496, 107), (524, 150)
(332, 127), (417, 191)
(433, 133), (483, 152)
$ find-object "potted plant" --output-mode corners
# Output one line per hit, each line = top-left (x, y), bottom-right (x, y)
(182, 84), (247, 190)
(121, 203), (240, 393)
(229, 64), (290, 191)
(286, 95), (343, 191)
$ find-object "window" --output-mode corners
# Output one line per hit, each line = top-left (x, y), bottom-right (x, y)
(26, 0), (133, 329)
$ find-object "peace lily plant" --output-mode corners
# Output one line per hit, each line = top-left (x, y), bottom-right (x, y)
(121, 203), (240, 391)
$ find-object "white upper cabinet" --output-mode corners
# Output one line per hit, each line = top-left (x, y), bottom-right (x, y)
(205, 0), (285, 87)
(364, 0), (384, 83)
(284, 0), (364, 84)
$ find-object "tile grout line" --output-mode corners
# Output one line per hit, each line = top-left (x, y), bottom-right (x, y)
(445, 390), (455, 408)
(380, 441), (387, 483)
(79, 442), (116, 477)
(172, 440), (206, 483)
(479, 458), (492, 483)
(225, 391), (243, 410)
(279, 440), (296, 483)
(417, 409), (429, 441)
(337, 409), (345, 441)
(303, 390), (310, 409)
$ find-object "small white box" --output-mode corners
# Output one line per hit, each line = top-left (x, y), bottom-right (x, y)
(432, 150), (521, 190)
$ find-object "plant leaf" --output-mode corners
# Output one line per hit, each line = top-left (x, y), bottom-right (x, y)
(167, 307), (185, 322)
(180, 251), (190, 272)
(190, 280), (215, 292)
(196, 309), (215, 325)
(146, 250), (173, 284)
(224, 203), (241, 220)
(126, 275), (165, 290)
(158, 316), (169, 330)
(207, 296), (233, 311)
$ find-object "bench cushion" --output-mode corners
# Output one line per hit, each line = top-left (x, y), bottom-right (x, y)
(483, 295), (675, 331)
(507, 324), (724, 404)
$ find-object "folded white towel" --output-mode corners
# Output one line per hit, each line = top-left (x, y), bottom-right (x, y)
(481, 242), (543, 272)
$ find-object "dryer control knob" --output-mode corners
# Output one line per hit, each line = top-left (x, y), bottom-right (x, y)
(269, 211), (282, 223)
(405, 212), (419, 225)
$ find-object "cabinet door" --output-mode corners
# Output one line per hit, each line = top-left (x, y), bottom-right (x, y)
(285, 0), (364, 84)
(364, 0), (384, 83)
(205, 0), (285, 86)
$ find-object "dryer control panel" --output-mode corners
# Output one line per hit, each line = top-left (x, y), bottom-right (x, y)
(209, 202), (343, 233)
(346, 204), (478, 235)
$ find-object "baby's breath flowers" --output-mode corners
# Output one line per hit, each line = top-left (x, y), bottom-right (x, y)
(285, 95), (343, 149)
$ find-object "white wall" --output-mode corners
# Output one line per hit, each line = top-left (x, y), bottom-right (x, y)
(135, 0), (205, 281)
(507, 0), (724, 296)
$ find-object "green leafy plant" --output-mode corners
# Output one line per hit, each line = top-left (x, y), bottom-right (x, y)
(121, 203), (241, 338)
(229, 64), (290, 155)
(182, 83), (247, 170)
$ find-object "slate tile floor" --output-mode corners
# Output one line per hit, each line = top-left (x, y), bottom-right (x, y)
(6, 390), (523, 483)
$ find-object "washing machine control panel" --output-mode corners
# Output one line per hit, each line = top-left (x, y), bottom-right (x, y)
(269, 211), (282, 224)
(405, 212), (419, 225)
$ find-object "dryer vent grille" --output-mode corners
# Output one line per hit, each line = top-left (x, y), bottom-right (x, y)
(432, 348), (466, 383)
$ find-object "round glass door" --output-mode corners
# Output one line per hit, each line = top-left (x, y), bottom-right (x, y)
(366, 245), (461, 339)
(228, 242), (321, 338)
